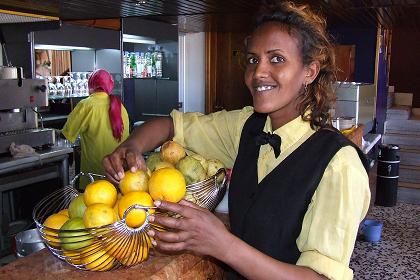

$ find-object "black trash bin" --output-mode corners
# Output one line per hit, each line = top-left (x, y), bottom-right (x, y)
(375, 144), (400, 206)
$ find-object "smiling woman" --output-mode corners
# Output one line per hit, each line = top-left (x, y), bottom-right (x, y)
(102, 2), (370, 280)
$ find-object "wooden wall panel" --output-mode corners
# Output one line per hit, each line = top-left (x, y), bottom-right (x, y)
(334, 44), (355, 82)
(389, 28), (420, 108)
(205, 31), (252, 113)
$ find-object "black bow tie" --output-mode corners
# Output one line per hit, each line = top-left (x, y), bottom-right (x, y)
(255, 131), (282, 158)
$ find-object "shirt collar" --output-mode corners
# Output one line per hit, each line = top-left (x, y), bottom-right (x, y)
(90, 91), (108, 98)
(265, 115), (314, 153)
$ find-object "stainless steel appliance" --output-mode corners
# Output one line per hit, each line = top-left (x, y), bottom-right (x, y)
(0, 77), (54, 153)
(334, 82), (376, 127)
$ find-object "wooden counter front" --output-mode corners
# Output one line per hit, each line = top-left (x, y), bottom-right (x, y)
(0, 248), (225, 280)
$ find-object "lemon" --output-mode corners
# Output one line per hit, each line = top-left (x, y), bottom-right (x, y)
(118, 191), (155, 228)
(83, 203), (117, 228)
(148, 167), (186, 203)
(119, 170), (149, 194)
(57, 209), (69, 217)
(43, 213), (69, 247)
(82, 249), (115, 271)
(63, 250), (83, 265)
(119, 243), (149, 266)
(84, 180), (117, 207)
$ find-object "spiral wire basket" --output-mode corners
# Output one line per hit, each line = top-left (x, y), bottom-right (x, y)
(33, 169), (228, 271)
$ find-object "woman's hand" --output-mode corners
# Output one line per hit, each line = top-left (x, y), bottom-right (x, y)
(102, 139), (145, 183)
(147, 199), (234, 260)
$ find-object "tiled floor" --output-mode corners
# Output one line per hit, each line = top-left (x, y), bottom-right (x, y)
(350, 203), (420, 279)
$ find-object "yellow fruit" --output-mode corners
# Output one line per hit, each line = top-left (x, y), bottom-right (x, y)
(154, 161), (175, 170)
(119, 243), (149, 266)
(190, 153), (209, 171)
(118, 191), (155, 228)
(84, 180), (117, 207)
(159, 140), (186, 165)
(57, 209), (69, 217)
(148, 168), (186, 203)
(83, 203), (117, 228)
(63, 250), (82, 265)
(119, 170), (149, 194)
(113, 198), (121, 221)
(206, 159), (225, 177)
(176, 156), (207, 185)
(42, 213), (69, 247)
(82, 249), (115, 271)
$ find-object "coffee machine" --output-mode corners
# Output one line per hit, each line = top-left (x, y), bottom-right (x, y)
(0, 76), (55, 154)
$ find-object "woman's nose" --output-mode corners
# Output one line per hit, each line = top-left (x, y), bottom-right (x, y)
(253, 60), (270, 79)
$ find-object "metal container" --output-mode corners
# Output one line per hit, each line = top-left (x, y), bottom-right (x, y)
(376, 144), (400, 207)
(334, 82), (376, 126)
(15, 228), (46, 258)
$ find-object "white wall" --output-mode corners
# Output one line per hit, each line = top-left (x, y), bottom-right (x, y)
(179, 32), (205, 113)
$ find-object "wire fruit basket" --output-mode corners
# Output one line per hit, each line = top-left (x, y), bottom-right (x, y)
(33, 169), (228, 271)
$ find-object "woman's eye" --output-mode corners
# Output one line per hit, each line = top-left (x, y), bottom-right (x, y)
(247, 57), (258, 64)
(271, 56), (285, 63)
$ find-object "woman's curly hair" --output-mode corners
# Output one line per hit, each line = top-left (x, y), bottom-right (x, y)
(254, 1), (337, 129)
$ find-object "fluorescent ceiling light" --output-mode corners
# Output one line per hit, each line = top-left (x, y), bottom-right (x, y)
(123, 34), (156, 44)
(34, 44), (93, 51)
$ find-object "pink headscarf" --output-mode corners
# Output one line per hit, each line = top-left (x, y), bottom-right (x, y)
(88, 69), (124, 142)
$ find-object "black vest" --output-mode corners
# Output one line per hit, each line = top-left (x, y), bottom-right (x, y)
(228, 112), (367, 279)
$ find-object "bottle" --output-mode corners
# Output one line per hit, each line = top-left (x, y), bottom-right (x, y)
(146, 48), (153, 78)
(156, 46), (163, 78)
(150, 46), (156, 77)
(123, 51), (130, 78)
(130, 52), (137, 78)
(136, 52), (143, 78)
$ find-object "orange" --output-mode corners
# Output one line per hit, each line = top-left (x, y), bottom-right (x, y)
(159, 140), (186, 165)
(42, 213), (69, 247)
(84, 180), (117, 207)
(83, 203), (117, 228)
(119, 170), (149, 194)
(148, 168), (186, 203)
(118, 191), (155, 228)
(82, 249), (115, 271)
(57, 209), (69, 217)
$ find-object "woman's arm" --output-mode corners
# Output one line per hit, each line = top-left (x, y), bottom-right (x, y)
(148, 200), (327, 280)
(102, 116), (174, 182)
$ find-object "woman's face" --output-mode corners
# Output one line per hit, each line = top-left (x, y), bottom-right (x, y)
(245, 22), (311, 126)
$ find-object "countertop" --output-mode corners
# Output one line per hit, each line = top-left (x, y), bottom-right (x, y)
(0, 146), (73, 172)
(0, 248), (225, 280)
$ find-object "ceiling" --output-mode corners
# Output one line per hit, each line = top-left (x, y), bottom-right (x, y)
(0, 0), (419, 32)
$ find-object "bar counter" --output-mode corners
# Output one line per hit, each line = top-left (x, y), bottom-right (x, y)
(0, 248), (225, 280)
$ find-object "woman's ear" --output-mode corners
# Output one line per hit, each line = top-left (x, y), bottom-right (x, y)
(305, 61), (320, 84)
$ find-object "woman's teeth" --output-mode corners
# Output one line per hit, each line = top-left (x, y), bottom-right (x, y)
(256, 85), (274, 92)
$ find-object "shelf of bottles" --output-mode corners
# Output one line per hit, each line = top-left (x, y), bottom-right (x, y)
(47, 72), (91, 99)
(123, 45), (165, 79)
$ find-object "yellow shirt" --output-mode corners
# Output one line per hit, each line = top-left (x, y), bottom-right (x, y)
(62, 92), (129, 188)
(171, 107), (370, 280)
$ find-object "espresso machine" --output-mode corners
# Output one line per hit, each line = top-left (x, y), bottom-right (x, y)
(0, 76), (55, 154)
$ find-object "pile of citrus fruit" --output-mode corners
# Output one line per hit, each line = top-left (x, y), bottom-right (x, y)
(41, 140), (225, 271)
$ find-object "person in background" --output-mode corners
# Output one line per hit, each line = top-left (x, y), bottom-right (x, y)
(62, 69), (129, 189)
(103, 2), (370, 279)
